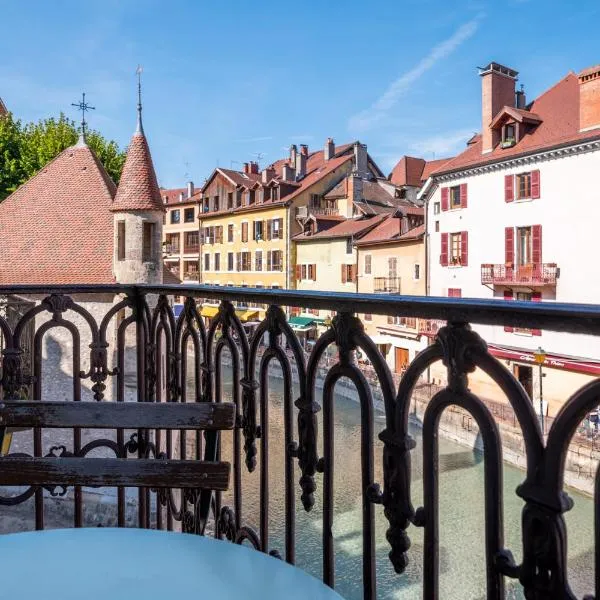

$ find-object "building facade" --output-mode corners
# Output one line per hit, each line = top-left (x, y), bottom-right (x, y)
(423, 61), (600, 417)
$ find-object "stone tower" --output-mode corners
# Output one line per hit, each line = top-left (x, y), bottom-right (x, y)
(111, 100), (164, 284)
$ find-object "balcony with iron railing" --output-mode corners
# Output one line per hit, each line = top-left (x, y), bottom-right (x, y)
(0, 284), (599, 599)
(374, 277), (401, 293)
(183, 270), (199, 281)
(296, 204), (340, 218)
(481, 262), (559, 286)
(183, 244), (200, 254)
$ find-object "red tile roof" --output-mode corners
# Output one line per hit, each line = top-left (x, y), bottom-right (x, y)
(293, 215), (386, 241)
(161, 187), (196, 206)
(0, 142), (117, 284)
(111, 130), (164, 212)
(0, 97), (7, 116)
(390, 156), (453, 186)
(355, 217), (425, 246)
(434, 71), (600, 175)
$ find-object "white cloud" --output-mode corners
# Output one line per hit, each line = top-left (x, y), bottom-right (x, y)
(409, 128), (476, 157)
(348, 14), (483, 132)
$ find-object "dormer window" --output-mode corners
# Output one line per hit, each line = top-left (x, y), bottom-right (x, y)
(502, 123), (516, 147)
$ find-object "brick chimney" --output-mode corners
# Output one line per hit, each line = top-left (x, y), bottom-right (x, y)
(295, 152), (307, 179)
(324, 137), (335, 161)
(480, 62), (518, 153)
(300, 144), (309, 157)
(281, 163), (296, 181)
(347, 173), (363, 204)
(579, 64), (600, 132)
(261, 167), (275, 183)
(289, 144), (297, 166)
(243, 162), (250, 174)
(249, 161), (259, 174)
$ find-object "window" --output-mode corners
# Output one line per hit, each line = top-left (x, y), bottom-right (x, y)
(204, 253), (210, 271)
(142, 222), (155, 262)
(248, 190), (255, 205)
(364, 255), (372, 275)
(268, 250), (283, 271)
(388, 257), (397, 279)
(517, 172), (531, 199)
(450, 232), (462, 265)
(449, 186), (461, 209)
(117, 221), (125, 261)
(184, 207), (195, 223)
(255, 251), (263, 271)
(308, 264), (315, 280)
(202, 198), (210, 213)
(228, 224), (234, 242)
(214, 253), (220, 272)
(435, 221), (440, 232)
(227, 252), (234, 271)
(448, 288), (462, 298)
(241, 222), (248, 243)
(271, 218), (283, 240)
(517, 291), (532, 302)
(170, 210), (180, 224)
(254, 220), (264, 241)
(433, 202), (440, 214)
(346, 238), (353, 254)
(301, 264), (307, 279)
(503, 123), (516, 144)
(227, 192), (233, 210)
(516, 226), (532, 265)
(240, 251), (251, 271)
(414, 264), (420, 280)
(341, 264), (356, 283)
(184, 231), (199, 252)
(213, 196), (220, 211)
(166, 232), (180, 253)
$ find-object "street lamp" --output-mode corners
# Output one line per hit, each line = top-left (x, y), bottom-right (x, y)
(533, 346), (546, 434)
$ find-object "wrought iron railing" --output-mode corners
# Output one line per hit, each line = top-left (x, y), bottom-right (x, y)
(0, 284), (599, 599)
(481, 262), (559, 286)
(374, 277), (401, 293)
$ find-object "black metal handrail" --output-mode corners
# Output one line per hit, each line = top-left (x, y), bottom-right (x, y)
(0, 284), (598, 599)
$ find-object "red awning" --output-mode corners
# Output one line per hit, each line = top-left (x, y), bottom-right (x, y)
(488, 345), (600, 377)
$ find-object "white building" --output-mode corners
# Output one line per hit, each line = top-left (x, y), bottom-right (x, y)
(422, 61), (600, 417)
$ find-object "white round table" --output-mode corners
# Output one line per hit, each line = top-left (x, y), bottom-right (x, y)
(0, 528), (344, 599)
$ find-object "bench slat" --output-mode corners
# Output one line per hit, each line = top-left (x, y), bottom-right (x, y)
(0, 457), (230, 491)
(0, 402), (235, 431)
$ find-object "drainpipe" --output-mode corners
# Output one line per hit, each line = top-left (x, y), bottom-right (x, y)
(286, 205), (291, 291)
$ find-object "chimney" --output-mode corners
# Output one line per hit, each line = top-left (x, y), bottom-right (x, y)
(324, 137), (335, 160)
(281, 163), (296, 182)
(261, 167), (275, 183)
(187, 181), (194, 198)
(347, 173), (363, 204)
(290, 144), (297, 166)
(353, 142), (368, 177)
(179, 191), (184, 202)
(243, 162), (250, 174)
(516, 85), (526, 109)
(300, 144), (309, 157)
(249, 161), (259, 174)
(579, 64), (600, 132)
(296, 152), (307, 179)
(480, 62), (519, 153)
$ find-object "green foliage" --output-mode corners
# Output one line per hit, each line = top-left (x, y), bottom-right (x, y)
(0, 112), (126, 201)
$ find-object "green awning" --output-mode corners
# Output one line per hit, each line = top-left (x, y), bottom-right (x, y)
(288, 316), (316, 327)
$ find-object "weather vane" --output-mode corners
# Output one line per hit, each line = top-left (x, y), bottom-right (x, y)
(71, 92), (95, 139)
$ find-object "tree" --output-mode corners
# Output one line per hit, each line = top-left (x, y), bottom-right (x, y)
(0, 112), (126, 201)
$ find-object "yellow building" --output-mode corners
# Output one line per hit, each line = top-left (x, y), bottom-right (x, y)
(355, 212), (427, 375)
(161, 184), (199, 282)
(196, 139), (384, 292)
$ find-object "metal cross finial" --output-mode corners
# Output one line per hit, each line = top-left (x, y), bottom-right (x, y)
(71, 92), (95, 139)
(135, 65), (144, 134)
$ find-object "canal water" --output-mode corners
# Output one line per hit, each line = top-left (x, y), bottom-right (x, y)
(216, 366), (594, 599)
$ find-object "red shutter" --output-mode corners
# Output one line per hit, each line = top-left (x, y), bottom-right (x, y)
(531, 291), (542, 335)
(503, 289), (514, 332)
(341, 265), (346, 283)
(441, 187), (449, 211)
(460, 183), (468, 208)
(461, 231), (468, 266)
(504, 175), (514, 202)
(440, 233), (448, 266)
(313, 264), (317, 281)
(505, 227), (514, 265)
(295, 265), (301, 280)
(531, 170), (540, 199)
(448, 288), (462, 298)
(350, 265), (357, 283)
(532, 225), (542, 264)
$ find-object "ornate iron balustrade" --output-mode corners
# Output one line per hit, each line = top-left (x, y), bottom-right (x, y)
(481, 262), (559, 286)
(0, 284), (599, 599)
(374, 277), (401, 293)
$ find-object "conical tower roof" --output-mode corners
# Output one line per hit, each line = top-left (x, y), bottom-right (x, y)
(111, 112), (164, 212)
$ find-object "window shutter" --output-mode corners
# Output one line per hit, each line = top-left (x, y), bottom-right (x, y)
(503, 289), (514, 332)
(505, 227), (514, 265)
(461, 231), (468, 266)
(504, 175), (514, 202)
(440, 232), (448, 266)
(267, 251), (272, 271)
(531, 291), (542, 335)
(350, 265), (357, 282)
(460, 183), (468, 208)
(266, 220), (272, 241)
(313, 264), (317, 281)
(236, 252), (241, 271)
(295, 265), (301, 280)
(252, 221), (257, 241)
(532, 225), (542, 264)
(531, 170), (540, 199)
(441, 187), (449, 211)
(341, 265), (347, 283)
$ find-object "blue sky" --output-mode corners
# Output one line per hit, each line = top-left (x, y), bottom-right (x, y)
(1, 0), (599, 187)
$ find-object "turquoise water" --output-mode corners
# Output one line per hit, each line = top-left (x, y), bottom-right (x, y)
(217, 371), (595, 599)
